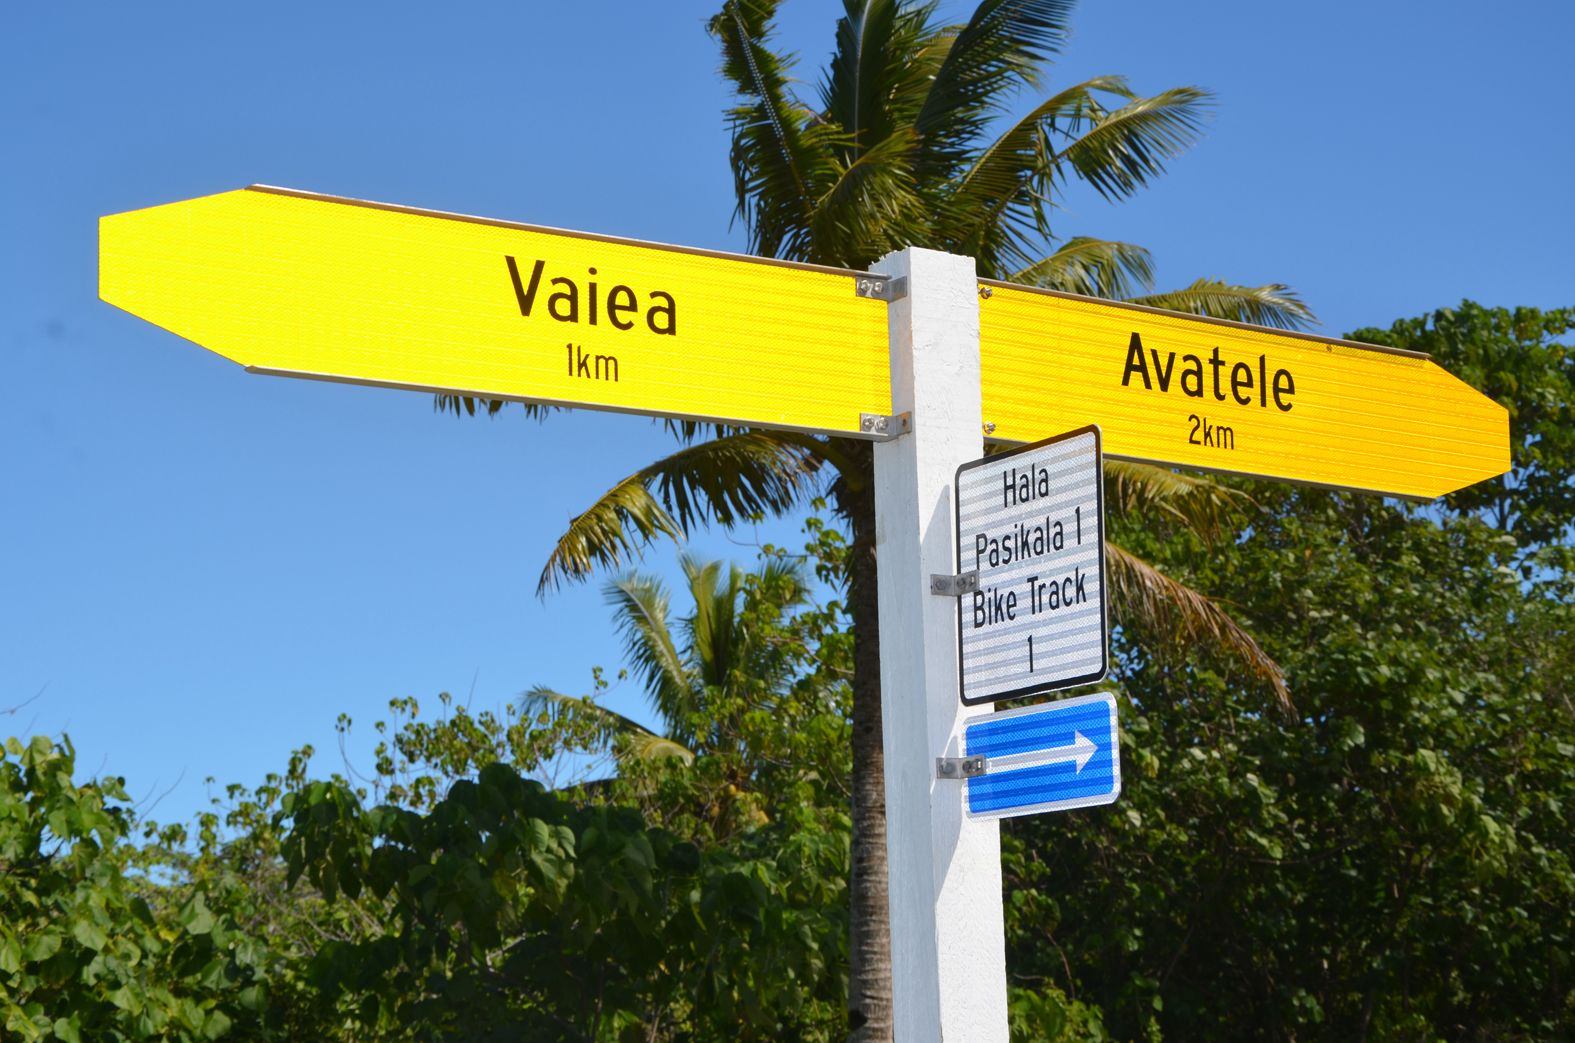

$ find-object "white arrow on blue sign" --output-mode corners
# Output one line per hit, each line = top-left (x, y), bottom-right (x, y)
(961, 692), (1121, 820)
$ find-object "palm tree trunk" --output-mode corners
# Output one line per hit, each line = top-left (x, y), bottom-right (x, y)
(833, 441), (893, 1042)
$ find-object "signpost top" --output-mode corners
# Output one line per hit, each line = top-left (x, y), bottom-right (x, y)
(99, 186), (895, 439)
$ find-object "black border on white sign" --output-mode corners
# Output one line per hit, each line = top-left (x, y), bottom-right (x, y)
(953, 424), (1108, 706)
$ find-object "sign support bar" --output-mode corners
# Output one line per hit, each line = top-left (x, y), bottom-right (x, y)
(872, 247), (1008, 1041)
(928, 571), (980, 597)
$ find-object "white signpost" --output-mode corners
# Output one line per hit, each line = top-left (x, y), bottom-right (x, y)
(872, 248), (1010, 1041)
(953, 426), (1108, 705)
(872, 260), (1111, 1041)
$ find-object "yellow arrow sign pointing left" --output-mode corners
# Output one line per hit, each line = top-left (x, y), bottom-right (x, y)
(100, 186), (895, 437)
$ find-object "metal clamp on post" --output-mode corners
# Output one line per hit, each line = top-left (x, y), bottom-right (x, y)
(854, 274), (908, 302)
(936, 755), (987, 780)
(929, 570), (979, 597)
(860, 411), (913, 439)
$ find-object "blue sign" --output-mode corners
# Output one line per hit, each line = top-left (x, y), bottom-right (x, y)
(962, 692), (1120, 819)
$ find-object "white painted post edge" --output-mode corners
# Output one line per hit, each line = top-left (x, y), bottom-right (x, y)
(871, 247), (1008, 1042)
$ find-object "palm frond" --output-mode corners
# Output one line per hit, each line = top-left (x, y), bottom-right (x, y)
(681, 556), (744, 692)
(809, 127), (928, 267)
(750, 553), (812, 603)
(823, 0), (905, 147)
(1129, 279), (1316, 331)
(603, 574), (693, 733)
(1054, 84), (1213, 202)
(1010, 237), (1155, 299)
(537, 431), (822, 592)
(711, 0), (844, 259)
(434, 395), (556, 420)
(1104, 542), (1291, 712)
(621, 733), (697, 764)
(537, 473), (684, 595)
(915, 0), (1076, 179)
(519, 685), (694, 764)
(946, 76), (1154, 268)
(650, 430), (823, 532)
(1104, 459), (1253, 543)
(953, 74), (1133, 203)
(730, 114), (848, 262)
(800, 1), (947, 266)
(662, 418), (747, 444)
(713, 0), (806, 196)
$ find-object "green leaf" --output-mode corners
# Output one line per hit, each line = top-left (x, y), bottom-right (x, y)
(71, 919), (108, 952)
(108, 984), (139, 1013)
(179, 895), (216, 936)
(0, 936), (21, 974)
(21, 931), (61, 964)
(200, 1008), (233, 1040)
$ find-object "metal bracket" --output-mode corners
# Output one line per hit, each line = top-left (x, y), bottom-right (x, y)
(854, 274), (908, 302)
(929, 571), (980, 597)
(859, 411), (912, 439)
(936, 755), (987, 780)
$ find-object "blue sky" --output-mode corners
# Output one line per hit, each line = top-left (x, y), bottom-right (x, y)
(5, 1), (1572, 826)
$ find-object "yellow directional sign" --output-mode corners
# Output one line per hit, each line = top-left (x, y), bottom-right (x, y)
(100, 187), (893, 436)
(101, 186), (1509, 499)
(978, 283), (1509, 498)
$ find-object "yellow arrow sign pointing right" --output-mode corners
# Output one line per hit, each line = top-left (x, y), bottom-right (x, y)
(979, 283), (1509, 499)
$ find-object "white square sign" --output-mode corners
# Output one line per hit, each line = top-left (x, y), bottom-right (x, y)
(954, 425), (1107, 705)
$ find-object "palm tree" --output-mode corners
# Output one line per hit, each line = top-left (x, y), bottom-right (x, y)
(453, 2), (1307, 1036)
(522, 553), (816, 768)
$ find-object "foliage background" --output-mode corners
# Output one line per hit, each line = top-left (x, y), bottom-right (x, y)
(5, 302), (1571, 1039)
(4, 0), (1573, 1035)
